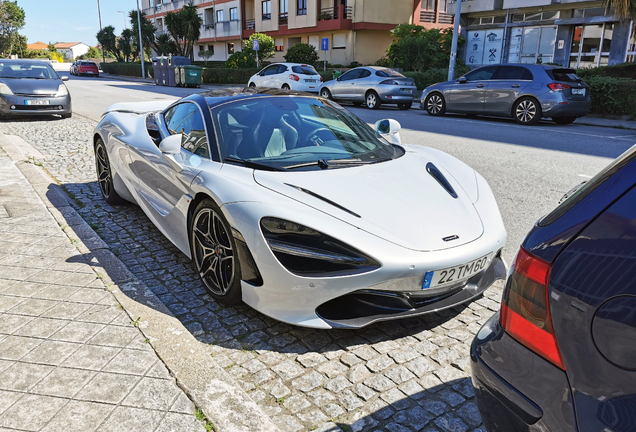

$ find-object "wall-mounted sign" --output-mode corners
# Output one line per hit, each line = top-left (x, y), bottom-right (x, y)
(558, 39), (565, 49)
(483, 29), (504, 64)
(508, 27), (523, 63)
(466, 30), (485, 65)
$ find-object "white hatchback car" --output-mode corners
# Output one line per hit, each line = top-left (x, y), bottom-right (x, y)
(248, 63), (322, 93)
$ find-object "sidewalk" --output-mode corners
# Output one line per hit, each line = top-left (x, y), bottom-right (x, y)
(0, 154), (206, 431)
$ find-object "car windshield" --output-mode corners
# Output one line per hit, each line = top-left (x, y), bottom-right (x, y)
(0, 62), (57, 79)
(211, 96), (401, 170)
(547, 68), (583, 82)
(291, 65), (318, 75)
(376, 69), (405, 78)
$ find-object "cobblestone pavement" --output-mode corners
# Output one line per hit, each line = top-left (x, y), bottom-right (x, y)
(0, 153), (206, 432)
(0, 116), (504, 432)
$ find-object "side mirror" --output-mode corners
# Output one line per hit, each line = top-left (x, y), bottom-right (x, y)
(61, 76), (69, 81)
(374, 119), (401, 144)
(458, 77), (467, 84)
(336, 77), (341, 81)
(159, 133), (182, 154)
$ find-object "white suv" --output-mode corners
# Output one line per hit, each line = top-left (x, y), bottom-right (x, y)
(248, 63), (322, 93)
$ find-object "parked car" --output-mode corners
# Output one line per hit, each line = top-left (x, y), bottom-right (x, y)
(70, 61), (79, 76)
(248, 63), (322, 92)
(421, 64), (590, 125)
(93, 88), (507, 328)
(471, 143), (636, 432)
(319, 66), (417, 110)
(0, 59), (72, 119)
(76, 61), (99, 77)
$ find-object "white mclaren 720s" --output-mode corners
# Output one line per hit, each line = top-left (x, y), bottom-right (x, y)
(93, 88), (507, 329)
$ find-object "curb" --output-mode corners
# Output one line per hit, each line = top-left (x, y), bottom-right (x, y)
(0, 133), (281, 432)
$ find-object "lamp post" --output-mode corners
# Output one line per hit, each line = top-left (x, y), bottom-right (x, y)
(136, 0), (146, 79)
(97, 0), (105, 65)
(117, 11), (127, 29)
(448, 0), (462, 82)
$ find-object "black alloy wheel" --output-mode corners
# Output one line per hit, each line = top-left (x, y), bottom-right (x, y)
(365, 91), (381, 110)
(94, 138), (125, 205)
(552, 116), (577, 125)
(398, 102), (412, 110)
(425, 93), (446, 116)
(191, 199), (242, 304)
(320, 88), (332, 100)
(249, 82), (256, 87)
(514, 97), (541, 125)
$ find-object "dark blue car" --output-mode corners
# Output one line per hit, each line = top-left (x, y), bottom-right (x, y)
(471, 144), (636, 432)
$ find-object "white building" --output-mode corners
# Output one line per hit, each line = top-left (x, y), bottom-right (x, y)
(54, 42), (91, 60)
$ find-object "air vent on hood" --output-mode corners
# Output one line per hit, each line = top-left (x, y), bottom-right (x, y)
(426, 163), (457, 199)
(285, 183), (361, 218)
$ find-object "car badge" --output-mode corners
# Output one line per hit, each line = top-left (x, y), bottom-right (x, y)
(443, 235), (459, 242)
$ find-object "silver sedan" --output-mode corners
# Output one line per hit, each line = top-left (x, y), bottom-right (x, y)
(319, 66), (416, 110)
(420, 64), (591, 125)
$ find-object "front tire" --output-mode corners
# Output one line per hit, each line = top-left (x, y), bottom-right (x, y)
(249, 82), (256, 88)
(365, 91), (381, 110)
(320, 88), (332, 100)
(191, 199), (242, 305)
(94, 138), (125, 205)
(514, 97), (541, 125)
(398, 102), (412, 110)
(425, 93), (446, 116)
(552, 116), (576, 125)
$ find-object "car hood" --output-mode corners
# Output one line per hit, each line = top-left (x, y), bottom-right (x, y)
(1, 78), (61, 95)
(253, 146), (484, 252)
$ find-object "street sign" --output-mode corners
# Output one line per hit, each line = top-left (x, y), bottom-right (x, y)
(253, 39), (260, 51)
(321, 38), (329, 51)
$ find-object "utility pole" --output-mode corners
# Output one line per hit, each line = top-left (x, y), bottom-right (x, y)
(97, 0), (105, 65)
(136, 0), (146, 79)
(448, 0), (462, 82)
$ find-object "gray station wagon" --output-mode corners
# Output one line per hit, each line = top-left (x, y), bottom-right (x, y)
(420, 64), (590, 125)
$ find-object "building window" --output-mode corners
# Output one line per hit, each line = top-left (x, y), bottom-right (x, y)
(230, 7), (238, 21)
(227, 43), (234, 54)
(297, 0), (307, 16)
(569, 23), (614, 68)
(262, 0), (271, 20)
(574, 7), (607, 18)
(216, 9), (224, 22)
(288, 37), (301, 48)
(275, 38), (284, 52)
(333, 33), (346, 50)
(511, 11), (560, 22)
(423, 0), (435, 10)
(628, 22), (635, 62)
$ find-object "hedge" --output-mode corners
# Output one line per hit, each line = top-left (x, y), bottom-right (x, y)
(403, 65), (471, 90)
(576, 62), (636, 80)
(101, 62), (154, 78)
(202, 67), (259, 84)
(587, 76), (636, 118)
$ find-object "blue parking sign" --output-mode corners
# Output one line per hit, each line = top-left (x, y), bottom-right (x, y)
(321, 38), (329, 51)
(253, 39), (260, 51)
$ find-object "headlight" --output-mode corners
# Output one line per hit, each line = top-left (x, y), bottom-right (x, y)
(56, 84), (68, 97)
(261, 217), (380, 277)
(0, 83), (13, 95)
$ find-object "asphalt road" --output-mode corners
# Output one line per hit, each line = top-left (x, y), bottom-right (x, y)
(65, 73), (636, 263)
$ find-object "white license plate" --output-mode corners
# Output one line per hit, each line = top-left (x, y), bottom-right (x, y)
(422, 254), (492, 289)
(571, 88), (585, 95)
(305, 79), (316, 83)
(25, 100), (49, 105)
(400, 88), (412, 94)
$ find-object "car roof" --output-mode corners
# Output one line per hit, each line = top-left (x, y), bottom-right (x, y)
(199, 87), (321, 108)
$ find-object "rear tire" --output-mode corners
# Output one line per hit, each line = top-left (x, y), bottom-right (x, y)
(320, 88), (332, 100)
(425, 93), (446, 116)
(513, 97), (542, 125)
(94, 138), (125, 205)
(365, 91), (381, 110)
(282, 84), (291, 90)
(398, 102), (412, 110)
(552, 116), (576, 125)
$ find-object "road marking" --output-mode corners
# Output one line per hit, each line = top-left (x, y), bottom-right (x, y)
(578, 174), (593, 178)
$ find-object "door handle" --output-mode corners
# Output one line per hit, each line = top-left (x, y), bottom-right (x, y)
(477, 84), (485, 88)
(512, 84), (520, 88)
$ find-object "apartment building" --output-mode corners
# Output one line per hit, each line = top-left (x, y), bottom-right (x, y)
(453, 0), (635, 68)
(141, 0), (244, 62)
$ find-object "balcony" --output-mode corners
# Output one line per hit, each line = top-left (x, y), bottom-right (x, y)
(420, 10), (435, 23)
(447, 0), (503, 14)
(279, 12), (288, 26)
(318, 6), (352, 21)
(438, 12), (454, 24)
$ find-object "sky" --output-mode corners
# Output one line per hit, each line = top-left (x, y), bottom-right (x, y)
(19, 0), (145, 47)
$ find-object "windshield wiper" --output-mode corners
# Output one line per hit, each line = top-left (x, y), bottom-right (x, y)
(283, 158), (386, 170)
(224, 156), (283, 171)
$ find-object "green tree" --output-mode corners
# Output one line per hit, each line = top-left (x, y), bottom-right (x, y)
(387, 25), (461, 71)
(129, 9), (157, 61)
(0, 1), (25, 57)
(242, 33), (275, 67)
(156, 33), (177, 56)
(77, 46), (101, 60)
(117, 29), (135, 62)
(225, 51), (257, 68)
(10, 32), (25, 56)
(97, 25), (123, 62)
(200, 48), (213, 65)
(47, 42), (56, 52)
(164, 3), (202, 60)
(283, 42), (319, 66)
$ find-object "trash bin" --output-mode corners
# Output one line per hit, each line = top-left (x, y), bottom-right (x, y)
(332, 70), (342, 80)
(166, 56), (190, 87)
(174, 66), (182, 87)
(153, 57), (165, 85)
(181, 65), (203, 88)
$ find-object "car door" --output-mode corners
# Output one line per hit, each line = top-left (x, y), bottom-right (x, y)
(353, 68), (374, 101)
(272, 64), (289, 87)
(127, 102), (208, 253)
(447, 66), (498, 113)
(255, 64), (278, 87)
(484, 66), (533, 114)
(549, 184), (636, 432)
(332, 68), (362, 100)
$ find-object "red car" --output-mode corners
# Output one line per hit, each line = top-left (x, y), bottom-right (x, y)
(77, 61), (99, 77)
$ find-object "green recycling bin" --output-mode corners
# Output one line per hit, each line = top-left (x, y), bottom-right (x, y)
(174, 66), (183, 86)
(332, 70), (342, 80)
(181, 65), (203, 88)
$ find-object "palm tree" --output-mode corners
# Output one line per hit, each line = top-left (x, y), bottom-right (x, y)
(117, 29), (135, 62)
(164, 3), (202, 60)
(604, 0), (635, 32)
(164, 10), (186, 56)
(97, 26), (123, 62)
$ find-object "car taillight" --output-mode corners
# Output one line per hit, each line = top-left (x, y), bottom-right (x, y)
(380, 79), (399, 85)
(320, 75), (323, 82)
(548, 83), (571, 91)
(289, 74), (300, 81)
(500, 247), (565, 370)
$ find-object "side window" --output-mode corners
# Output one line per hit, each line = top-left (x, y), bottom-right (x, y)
(359, 69), (372, 78)
(164, 103), (210, 158)
(521, 68), (533, 80)
(265, 65), (280, 76)
(277, 65), (288, 73)
(464, 66), (498, 81)
(495, 66), (533, 80)
(340, 69), (362, 81)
